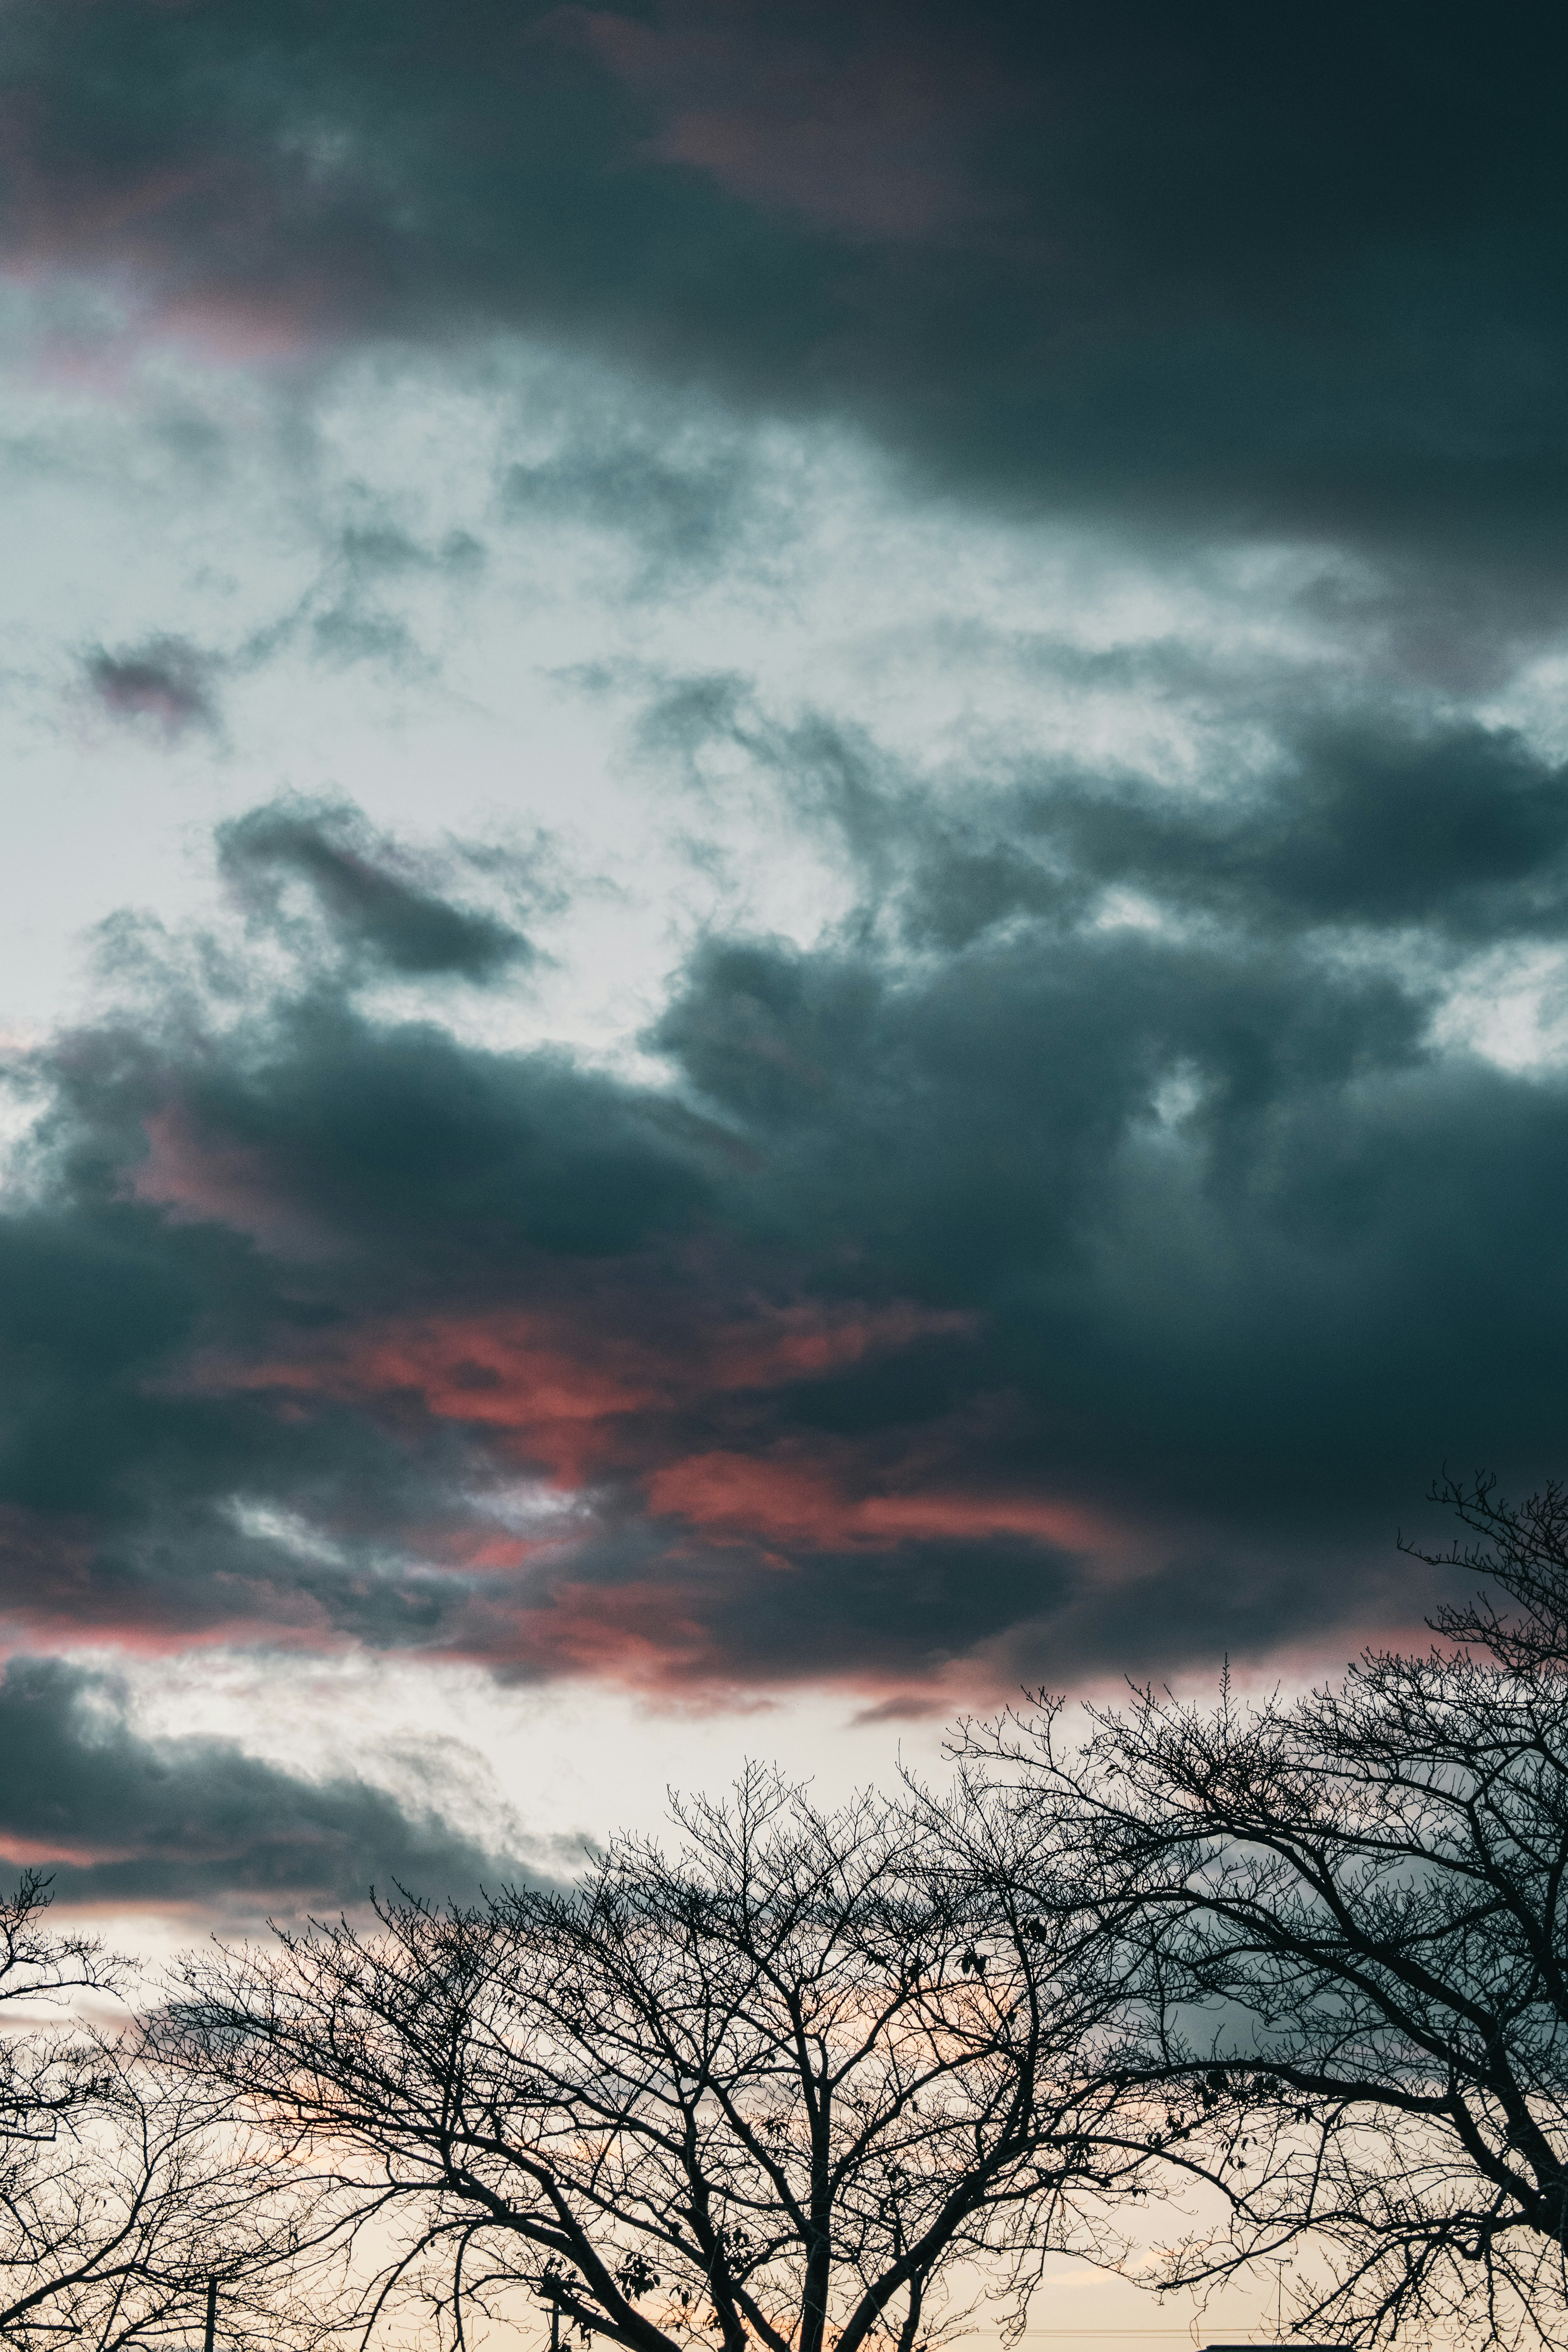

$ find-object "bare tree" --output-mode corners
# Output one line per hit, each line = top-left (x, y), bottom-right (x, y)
(0, 1871), (336, 2351)
(1409, 1468), (1568, 1673)
(172, 1767), (1162, 2352)
(960, 1478), (1568, 2350)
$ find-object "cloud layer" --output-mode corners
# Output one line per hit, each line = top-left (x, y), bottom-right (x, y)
(4, 0), (1566, 1904)
(5, 0), (1567, 606)
(4, 739), (1566, 1708)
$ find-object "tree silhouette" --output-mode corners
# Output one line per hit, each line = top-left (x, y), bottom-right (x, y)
(173, 1768), (1162, 2352)
(962, 1477), (1568, 2348)
(0, 1873), (327, 2351)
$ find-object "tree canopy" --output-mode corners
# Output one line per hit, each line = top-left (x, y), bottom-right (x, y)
(959, 1474), (1568, 2348)
(21, 1474), (1568, 2350)
(172, 1769), (1163, 2352)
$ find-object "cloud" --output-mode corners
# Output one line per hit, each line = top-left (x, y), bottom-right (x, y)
(217, 798), (536, 981)
(83, 639), (217, 736)
(7, 0), (1565, 1922)
(550, 2), (1008, 243)
(3, 0), (1565, 609)
(4, 719), (1568, 1708)
(0, 1655), (555, 1917)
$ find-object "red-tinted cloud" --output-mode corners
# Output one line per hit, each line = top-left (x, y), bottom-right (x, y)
(195, 1296), (979, 1490)
(646, 1448), (1106, 1552)
(16, 732), (1533, 1721)
(131, 1287), (1116, 1700)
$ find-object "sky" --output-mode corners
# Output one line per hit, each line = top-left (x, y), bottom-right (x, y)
(2, 0), (1568, 1954)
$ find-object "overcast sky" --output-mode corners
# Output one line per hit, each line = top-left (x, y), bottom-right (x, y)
(2, 0), (1567, 1941)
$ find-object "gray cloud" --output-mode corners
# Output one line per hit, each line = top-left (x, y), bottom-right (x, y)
(6, 0), (1562, 1895)
(2, 713), (1564, 1712)
(83, 639), (218, 736)
(3, 0), (1565, 623)
(218, 798), (537, 981)
(0, 1656), (558, 1918)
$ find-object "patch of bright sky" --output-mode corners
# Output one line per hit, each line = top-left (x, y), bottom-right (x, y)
(1430, 942), (1568, 1071)
(96, 1626), (1338, 1916)
(1482, 642), (1568, 767)
(89, 1641), (955, 1875)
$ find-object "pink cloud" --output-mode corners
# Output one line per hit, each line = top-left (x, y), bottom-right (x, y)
(645, 1446), (1107, 1551)
(214, 1312), (669, 1490)
(460, 1571), (726, 1685)
(24, 1252), (1112, 1693)
(0, 1834), (140, 1869)
(192, 1294), (978, 1490)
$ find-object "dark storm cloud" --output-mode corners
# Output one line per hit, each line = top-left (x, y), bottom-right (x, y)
(0, 1656), (555, 1916)
(4, 0), (1567, 602)
(687, 1536), (1076, 1682)
(6, 724), (1568, 1704)
(0, 987), (718, 1649)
